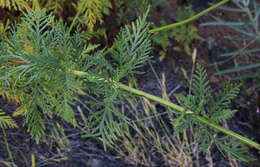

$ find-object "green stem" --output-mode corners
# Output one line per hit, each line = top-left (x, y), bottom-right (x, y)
(69, 0), (230, 35)
(101, 0), (230, 56)
(194, 115), (260, 149)
(118, 83), (191, 114)
(149, 0), (230, 33)
(71, 70), (260, 150)
(118, 83), (260, 150)
(144, 0), (259, 148)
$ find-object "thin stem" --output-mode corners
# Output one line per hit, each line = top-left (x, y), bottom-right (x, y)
(69, 0), (230, 58)
(117, 83), (260, 150)
(2, 129), (14, 162)
(118, 83), (191, 114)
(149, 0), (230, 33)
(194, 115), (260, 149)
(70, 69), (260, 150)
(9, 60), (260, 150)
(68, 0), (230, 35)
(7, 61), (260, 149)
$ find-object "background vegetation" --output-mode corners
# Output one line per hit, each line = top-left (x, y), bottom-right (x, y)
(0, 0), (259, 167)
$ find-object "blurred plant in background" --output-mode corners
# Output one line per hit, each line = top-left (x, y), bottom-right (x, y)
(114, 0), (151, 25)
(71, 0), (112, 32)
(0, 0), (31, 11)
(151, 20), (174, 59)
(172, 7), (201, 55)
(0, 0), (112, 33)
(201, 0), (260, 90)
(152, 6), (201, 58)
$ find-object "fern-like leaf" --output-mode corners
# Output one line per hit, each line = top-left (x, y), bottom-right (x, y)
(174, 64), (248, 162)
(80, 14), (151, 147)
(0, 0), (30, 11)
(0, 10), (82, 141)
(43, 0), (65, 15)
(211, 109), (237, 123)
(215, 136), (255, 163)
(211, 83), (240, 110)
(83, 90), (129, 148)
(111, 13), (151, 80)
(191, 64), (211, 102)
(24, 106), (45, 142)
(74, 0), (112, 32)
(175, 94), (196, 110)
(0, 111), (17, 129)
(208, 83), (240, 122)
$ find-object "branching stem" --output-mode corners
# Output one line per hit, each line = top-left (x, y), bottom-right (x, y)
(70, 69), (260, 150)
(149, 0), (230, 33)
(8, 57), (260, 150)
(7, 0), (259, 150)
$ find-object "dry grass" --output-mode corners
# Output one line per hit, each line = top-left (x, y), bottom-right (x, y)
(111, 70), (240, 167)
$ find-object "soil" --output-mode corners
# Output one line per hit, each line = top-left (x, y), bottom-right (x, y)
(0, 0), (260, 167)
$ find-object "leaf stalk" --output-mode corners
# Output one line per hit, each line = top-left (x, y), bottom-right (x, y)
(149, 0), (230, 33)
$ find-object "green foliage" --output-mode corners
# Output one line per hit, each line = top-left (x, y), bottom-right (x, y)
(0, 0), (112, 33)
(42, 0), (65, 15)
(0, 9), (151, 144)
(172, 7), (201, 55)
(201, 0), (260, 89)
(0, 2), (258, 164)
(73, 0), (112, 32)
(0, 110), (17, 129)
(0, 0), (30, 11)
(209, 84), (240, 123)
(152, 7), (201, 56)
(114, 0), (167, 58)
(111, 14), (151, 80)
(82, 12), (151, 146)
(0, 10), (80, 141)
(151, 20), (174, 57)
(173, 64), (253, 162)
(115, 0), (151, 25)
(215, 136), (252, 162)
(191, 64), (211, 102)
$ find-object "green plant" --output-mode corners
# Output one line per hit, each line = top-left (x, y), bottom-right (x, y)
(42, 0), (66, 15)
(113, 97), (196, 166)
(152, 7), (201, 56)
(150, 0), (231, 32)
(114, 0), (150, 24)
(113, 72), (242, 166)
(0, 0), (30, 11)
(0, 109), (17, 129)
(1, 0), (259, 162)
(0, 9), (151, 144)
(201, 0), (260, 89)
(1, 10), (78, 141)
(174, 64), (253, 162)
(0, 0), (112, 34)
(70, 0), (112, 32)
(151, 7), (201, 57)
(171, 6), (201, 55)
(151, 20), (174, 58)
